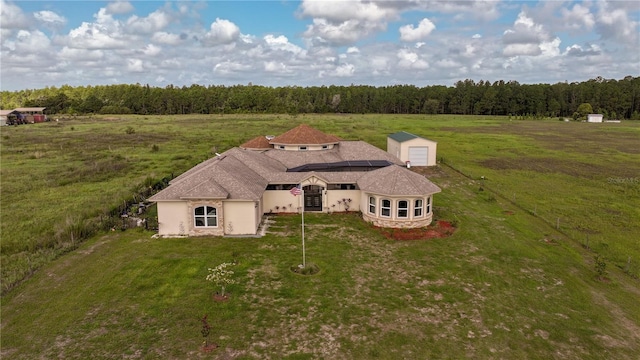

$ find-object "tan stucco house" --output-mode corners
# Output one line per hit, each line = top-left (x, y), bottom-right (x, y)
(149, 125), (441, 237)
(387, 131), (437, 166)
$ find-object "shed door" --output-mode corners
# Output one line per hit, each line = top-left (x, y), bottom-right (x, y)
(408, 146), (429, 166)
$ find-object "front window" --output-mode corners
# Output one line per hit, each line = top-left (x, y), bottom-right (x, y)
(414, 199), (423, 217)
(381, 199), (391, 217)
(368, 196), (376, 214)
(194, 206), (217, 227)
(299, 146), (308, 151)
(426, 196), (431, 214)
(397, 200), (408, 218)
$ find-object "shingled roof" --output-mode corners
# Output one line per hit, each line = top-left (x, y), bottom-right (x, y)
(358, 165), (441, 196)
(240, 135), (272, 150)
(150, 125), (440, 202)
(269, 124), (341, 146)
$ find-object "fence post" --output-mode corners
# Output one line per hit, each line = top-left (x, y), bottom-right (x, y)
(556, 217), (560, 230)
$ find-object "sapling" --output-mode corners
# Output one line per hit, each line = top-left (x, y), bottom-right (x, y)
(206, 262), (237, 296)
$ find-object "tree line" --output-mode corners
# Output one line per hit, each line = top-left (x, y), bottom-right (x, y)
(1, 76), (639, 119)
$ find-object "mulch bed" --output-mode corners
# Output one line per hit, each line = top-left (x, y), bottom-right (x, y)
(377, 220), (456, 240)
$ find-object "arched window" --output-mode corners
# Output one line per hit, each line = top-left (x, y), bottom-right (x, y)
(381, 199), (391, 217)
(194, 206), (217, 227)
(397, 200), (408, 218)
(414, 199), (423, 217)
(368, 196), (376, 215)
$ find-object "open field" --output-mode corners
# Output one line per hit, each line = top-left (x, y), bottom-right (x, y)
(1, 114), (639, 357)
(2, 166), (640, 359)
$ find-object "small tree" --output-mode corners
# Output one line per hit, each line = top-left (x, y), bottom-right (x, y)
(206, 262), (236, 296)
(594, 255), (607, 280)
(201, 314), (211, 345)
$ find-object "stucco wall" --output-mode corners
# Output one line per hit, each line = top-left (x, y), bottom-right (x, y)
(362, 212), (433, 228)
(401, 138), (437, 166)
(156, 201), (190, 236)
(387, 138), (402, 160)
(223, 201), (258, 235)
(360, 194), (434, 228)
(272, 144), (336, 151)
(326, 190), (361, 212)
(263, 190), (302, 213)
(187, 200), (224, 236)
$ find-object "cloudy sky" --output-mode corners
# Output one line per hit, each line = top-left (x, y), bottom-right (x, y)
(1, 0), (638, 91)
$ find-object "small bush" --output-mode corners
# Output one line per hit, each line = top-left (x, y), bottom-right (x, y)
(125, 126), (135, 134)
(151, 144), (159, 152)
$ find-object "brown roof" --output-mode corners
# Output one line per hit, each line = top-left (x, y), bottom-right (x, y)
(240, 135), (272, 150)
(358, 165), (441, 196)
(269, 124), (341, 146)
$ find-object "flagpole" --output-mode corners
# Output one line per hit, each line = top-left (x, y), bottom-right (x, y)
(301, 186), (306, 268)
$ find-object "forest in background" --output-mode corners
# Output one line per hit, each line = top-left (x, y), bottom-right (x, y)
(1, 76), (639, 119)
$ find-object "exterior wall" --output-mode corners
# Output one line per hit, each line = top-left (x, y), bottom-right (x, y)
(387, 138), (402, 160)
(587, 114), (603, 123)
(360, 193), (434, 228)
(272, 144), (336, 151)
(156, 201), (190, 236)
(187, 200), (224, 236)
(263, 190), (302, 213)
(326, 190), (361, 212)
(223, 201), (259, 235)
(400, 138), (437, 166)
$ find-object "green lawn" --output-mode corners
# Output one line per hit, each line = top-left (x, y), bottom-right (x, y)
(2, 164), (639, 359)
(1, 114), (639, 358)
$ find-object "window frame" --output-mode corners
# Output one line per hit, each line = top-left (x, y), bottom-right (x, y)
(299, 146), (308, 151)
(194, 205), (218, 228)
(397, 200), (409, 218)
(368, 196), (376, 215)
(414, 199), (423, 217)
(380, 199), (391, 217)
(426, 196), (432, 214)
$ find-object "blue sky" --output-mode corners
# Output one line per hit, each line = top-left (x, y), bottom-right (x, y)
(1, 1), (639, 91)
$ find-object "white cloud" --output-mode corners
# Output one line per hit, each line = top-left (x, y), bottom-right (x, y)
(151, 31), (183, 45)
(399, 18), (436, 42)
(127, 58), (144, 72)
(502, 11), (552, 57)
(143, 44), (162, 57)
(319, 63), (355, 78)
(561, 4), (595, 31)
(397, 48), (429, 70)
(264, 34), (303, 54)
(596, 2), (639, 45)
(106, 1), (134, 15)
(202, 18), (240, 46)
(126, 10), (172, 34)
(34, 11), (66, 26)
(0, 0), (30, 30)
(299, 0), (395, 45)
(67, 8), (129, 49)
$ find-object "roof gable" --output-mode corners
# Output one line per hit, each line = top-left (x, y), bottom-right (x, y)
(270, 124), (341, 145)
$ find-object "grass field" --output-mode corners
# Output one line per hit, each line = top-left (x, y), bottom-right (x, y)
(1, 114), (639, 358)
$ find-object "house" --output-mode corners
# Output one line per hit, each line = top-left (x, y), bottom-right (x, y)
(149, 124), (441, 237)
(0, 110), (18, 126)
(587, 114), (603, 123)
(14, 107), (47, 123)
(387, 131), (438, 166)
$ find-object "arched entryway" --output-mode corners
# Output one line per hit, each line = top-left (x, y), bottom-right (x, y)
(303, 185), (323, 211)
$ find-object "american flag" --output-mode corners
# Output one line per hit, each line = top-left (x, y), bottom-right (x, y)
(290, 185), (302, 196)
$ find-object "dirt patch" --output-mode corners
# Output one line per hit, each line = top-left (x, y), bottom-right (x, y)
(376, 220), (456, 240)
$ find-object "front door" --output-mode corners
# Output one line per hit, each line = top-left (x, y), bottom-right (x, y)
(303, 185), (323, 211)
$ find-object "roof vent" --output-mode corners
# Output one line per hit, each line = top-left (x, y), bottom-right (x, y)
(265, 135), (275, 140)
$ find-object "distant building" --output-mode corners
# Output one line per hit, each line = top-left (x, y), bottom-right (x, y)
(587, 114), (603, 123)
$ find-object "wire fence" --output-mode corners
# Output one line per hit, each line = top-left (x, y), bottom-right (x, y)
(439, 158), (638, 279)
